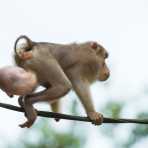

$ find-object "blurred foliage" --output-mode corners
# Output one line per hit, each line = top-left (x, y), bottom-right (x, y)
(101, 101), (148, 148)
(6, 119), (85, 148)
(102, 101), (124, 118)
(100, 101), (124, 137)
(3, 88), (148, 148)
(123, 113), (148, 148)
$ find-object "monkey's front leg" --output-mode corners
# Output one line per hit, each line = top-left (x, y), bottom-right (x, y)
(69, 72), (103, 125)
(75, 80), (103, 125)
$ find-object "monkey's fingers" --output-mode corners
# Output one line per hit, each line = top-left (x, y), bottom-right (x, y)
(88, 112), (103, 125)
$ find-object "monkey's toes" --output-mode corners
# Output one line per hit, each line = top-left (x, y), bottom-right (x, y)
(19, 112), (37, 128)
(54, 118), (60, 122)
(19, 120), (35, 128)
(88, 112), (103, 125)
(19, 121), (30, 128)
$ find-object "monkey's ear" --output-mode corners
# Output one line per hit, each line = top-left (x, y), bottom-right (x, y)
(90, 42), (98, 49)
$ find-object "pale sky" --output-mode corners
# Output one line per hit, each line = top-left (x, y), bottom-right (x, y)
(0, 0), (148, 148)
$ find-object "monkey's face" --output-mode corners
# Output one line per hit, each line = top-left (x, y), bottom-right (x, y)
(96, 45), (110, 81)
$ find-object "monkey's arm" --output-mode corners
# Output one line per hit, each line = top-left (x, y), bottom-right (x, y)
(72, 79), (95, 113)
(72, 78), (103, 125)
(67, 67), (103, 125)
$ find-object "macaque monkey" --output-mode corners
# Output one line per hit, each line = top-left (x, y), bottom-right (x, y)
(14, 35), (110, 128)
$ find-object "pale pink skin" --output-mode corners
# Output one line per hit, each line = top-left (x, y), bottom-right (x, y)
(0, 66), (37, 97)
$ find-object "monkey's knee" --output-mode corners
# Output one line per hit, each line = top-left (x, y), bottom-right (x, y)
(50, 83), (71, 102)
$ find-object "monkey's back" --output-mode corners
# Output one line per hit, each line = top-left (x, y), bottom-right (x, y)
(40, 42), (99, 68)
(46, 42), (100, 82)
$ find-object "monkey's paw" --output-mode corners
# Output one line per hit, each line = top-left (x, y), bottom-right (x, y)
(19, 121), (31, 128)
(19, 116), (36, 128)
(87, 112), (103, 125)
(19, 108), (37, 128)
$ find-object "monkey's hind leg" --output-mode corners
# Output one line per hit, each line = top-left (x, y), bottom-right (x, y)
(19, 96), (37, 128)
(18, 96), (28, 118)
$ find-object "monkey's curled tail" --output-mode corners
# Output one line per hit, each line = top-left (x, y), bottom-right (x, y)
(14, 35), (34, 54)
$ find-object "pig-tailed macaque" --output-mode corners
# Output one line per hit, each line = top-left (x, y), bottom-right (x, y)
(14, 35), (110, 128)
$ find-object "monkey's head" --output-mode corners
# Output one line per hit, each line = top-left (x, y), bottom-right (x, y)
(91, 42), (110, 81)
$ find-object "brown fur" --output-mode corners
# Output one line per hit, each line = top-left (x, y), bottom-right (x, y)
(14, 36), (110, 128)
